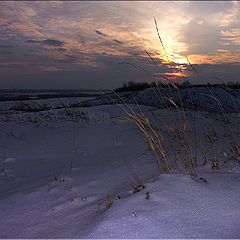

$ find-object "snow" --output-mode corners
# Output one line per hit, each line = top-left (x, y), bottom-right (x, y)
(134, 87), (240, 113)
(0, 90), (240, 238)
(76, 87), (240, 113)
(88, 173), (240, 238)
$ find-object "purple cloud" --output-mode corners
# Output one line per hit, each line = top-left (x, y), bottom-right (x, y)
(25, 39), (65, 47)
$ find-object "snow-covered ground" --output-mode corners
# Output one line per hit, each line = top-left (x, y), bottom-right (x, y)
(78, 87), (240, 114)
(0, 91), (240, 238)
(135, 87), (240, 114)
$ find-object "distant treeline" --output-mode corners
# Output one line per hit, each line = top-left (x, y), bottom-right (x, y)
(115, 81), (240, 92)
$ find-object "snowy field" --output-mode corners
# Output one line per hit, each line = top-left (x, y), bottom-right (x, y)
(0, 89), (240, 238)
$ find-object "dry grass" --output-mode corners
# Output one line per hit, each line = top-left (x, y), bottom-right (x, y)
(114, 18), (240, 176)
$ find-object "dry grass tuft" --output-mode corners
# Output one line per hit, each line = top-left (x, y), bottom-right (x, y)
(114, 18), (240, 176)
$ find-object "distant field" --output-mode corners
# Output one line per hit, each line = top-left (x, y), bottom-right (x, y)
(0, 89), (109, 102)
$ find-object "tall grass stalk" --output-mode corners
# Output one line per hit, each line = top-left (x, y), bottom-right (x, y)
(102, 18), (239, 176)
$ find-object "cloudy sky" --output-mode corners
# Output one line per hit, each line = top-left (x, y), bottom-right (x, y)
(0, 1), (239, 89)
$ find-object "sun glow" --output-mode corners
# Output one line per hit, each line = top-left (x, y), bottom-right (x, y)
(155, 72), (191, 78)
(168, 53), (188, 65)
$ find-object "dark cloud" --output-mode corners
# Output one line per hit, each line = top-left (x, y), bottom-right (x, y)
(55, 59), (73, 64)
(128, 52), (140, 56)
(113, 39), (123, 45)
(95, 30), (108, 37)
(54, 54), (79, 64)
(0, 63), (24, 69)
(0, 45), (13, 48)
(65, 54), (78, 60)
(182, 63), (240, 84)
(0, 51), (11, 55)
(54, 54), (81, 64)
(56, 48), (66, 52)
(25, 39), (65, 47)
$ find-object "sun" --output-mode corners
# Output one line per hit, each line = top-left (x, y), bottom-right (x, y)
(168, 53), (188, 65)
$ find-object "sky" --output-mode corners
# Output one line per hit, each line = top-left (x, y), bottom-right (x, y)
(0, 1), (239, 89)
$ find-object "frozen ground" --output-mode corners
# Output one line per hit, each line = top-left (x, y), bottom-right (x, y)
(0, 94), (240, 238)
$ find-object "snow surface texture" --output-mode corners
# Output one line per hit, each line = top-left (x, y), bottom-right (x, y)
(134, 87), (240, 114)
(0, 93), (240, 238)
(78, 87), (240, 114)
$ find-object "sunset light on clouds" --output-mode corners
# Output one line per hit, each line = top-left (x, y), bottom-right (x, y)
(0, 1), (239, 89)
